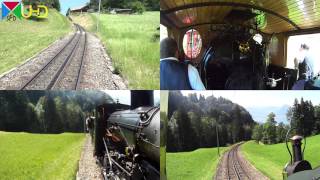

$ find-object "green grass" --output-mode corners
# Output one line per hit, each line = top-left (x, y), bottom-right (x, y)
(92, 12), (160, 89)
(0, 131), (85, 180)
(242, 135), (320, 180)
(167, 147), (227, 180)
(0, 9), (71, 75)
(160, 147), (166, 179)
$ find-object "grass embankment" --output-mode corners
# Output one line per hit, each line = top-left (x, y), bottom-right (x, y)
(0, 132), (85, 180)
(69, 13), (95, 32)
(167, 147), (227, 180)
(71, 12), (160, 89)
(241, 135), (320, 180)
(0, 9), (71, 75)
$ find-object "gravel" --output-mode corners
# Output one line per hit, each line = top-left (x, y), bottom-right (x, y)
(24, 33), (81, 89)
(76, 135), (103, 180)
(53, 31), (86, 89)
(0, 33), (74, 89)
(0, 26), (127, 90)
(78, 33), (127, 90)
(215, 144), (269, 180)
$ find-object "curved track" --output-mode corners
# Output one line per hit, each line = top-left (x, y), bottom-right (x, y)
(20, 24), (87, 90)
(226, 143), (250, 180)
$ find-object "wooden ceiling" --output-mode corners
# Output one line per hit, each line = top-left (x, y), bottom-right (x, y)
(160, 0), (320, 34)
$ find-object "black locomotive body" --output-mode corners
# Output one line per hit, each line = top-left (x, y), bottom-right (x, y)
(94, 103), (160, 180)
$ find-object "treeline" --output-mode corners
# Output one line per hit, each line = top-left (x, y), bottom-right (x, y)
(252, 113), (289, 144)
(167, 91), (256, 152)
(89, 0), (159, 13)
(252, 98), (320, 144)
(0, 91), (114, 133)
(288, 98), (320, 136)
(23, 0), (61, 11)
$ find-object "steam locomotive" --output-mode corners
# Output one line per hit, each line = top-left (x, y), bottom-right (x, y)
(94, 91), (160, 180)
(283, 130), (320, 180)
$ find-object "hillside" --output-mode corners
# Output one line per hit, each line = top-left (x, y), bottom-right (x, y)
(0, 9), (71, 75)
(167, 91), (255, 152)
(241, 135), (320, 180)
(0, 132), (85, 180)
(167, 147), (227, 180)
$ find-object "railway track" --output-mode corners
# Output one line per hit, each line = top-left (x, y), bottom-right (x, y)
(20, 24), (87, 90)
(226, 143), (250, 180)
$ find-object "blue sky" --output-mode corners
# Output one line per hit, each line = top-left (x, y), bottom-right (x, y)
(60, 0), (90, 15)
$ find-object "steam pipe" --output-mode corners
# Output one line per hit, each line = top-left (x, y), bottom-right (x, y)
(290, 135), (304, 162)
(103, 137), (113, 170)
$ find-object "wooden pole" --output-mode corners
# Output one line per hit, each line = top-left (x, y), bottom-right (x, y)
(97, 0), (101, 32)
(216, 119), (220, 156)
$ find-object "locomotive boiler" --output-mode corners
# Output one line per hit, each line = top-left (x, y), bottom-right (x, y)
(94, 91), (160, 180)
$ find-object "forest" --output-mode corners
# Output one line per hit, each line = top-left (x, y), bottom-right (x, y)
(167, 91), (256, 152)
(0, 91), (114, 133)
(89, 0), (160, 13)
(252, 98), (320, 144)
(167, 92), (320, 152)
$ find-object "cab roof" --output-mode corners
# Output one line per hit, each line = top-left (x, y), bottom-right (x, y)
(160, 0), (320, 34)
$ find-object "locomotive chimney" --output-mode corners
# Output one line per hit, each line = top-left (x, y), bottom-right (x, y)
(131, 90), (154, 109)
(290, 135), (304, 162)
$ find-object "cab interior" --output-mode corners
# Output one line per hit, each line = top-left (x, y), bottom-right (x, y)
(160, 0), (320, 90)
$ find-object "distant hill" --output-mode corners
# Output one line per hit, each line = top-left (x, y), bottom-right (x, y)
(246, 105), (290, 124)
(167, 91), (256, 152)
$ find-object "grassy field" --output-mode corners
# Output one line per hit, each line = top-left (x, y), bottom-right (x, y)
(87, 12), (159, 89)
(95, 12), (159, 89)
(160, 147), (166, 179)
(0, 9), (71, 75)
(167, 147), (227, 180)
(241, 135), (320, 180)
(0, 132), (85, 180)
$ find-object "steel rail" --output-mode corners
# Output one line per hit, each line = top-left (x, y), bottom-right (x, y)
(75, 25), (87, 90)
(227, 144), (250, 180)
(50, 24), (85, 90)
(20, 24), (81, 90)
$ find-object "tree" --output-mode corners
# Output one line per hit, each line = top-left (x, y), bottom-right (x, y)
(231, 106), (242, 143)
(0, 91), (110, 133)
(166, 92), (255, 152)
(252, 124), (263, 142)
(129, 1), (145, 14)
(289, 98), (304, 135)
(52, 0), (60, 11)
(262, 113), (277, 144)
(302, 100), (315, 136)
(288, 98), (316, 136)
(312, 104), (320, 135)
(276, 122), (288, 143)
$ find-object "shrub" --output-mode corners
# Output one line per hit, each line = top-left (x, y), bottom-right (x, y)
(129, 1), (145, 14)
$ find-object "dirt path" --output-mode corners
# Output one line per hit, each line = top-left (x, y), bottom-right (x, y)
(215, 143), (269, 180)
(0, 25), (127, 90)
(76, 134), (103, 180)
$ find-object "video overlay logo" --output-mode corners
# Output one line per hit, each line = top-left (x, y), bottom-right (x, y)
(1, 1), (48, 21)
